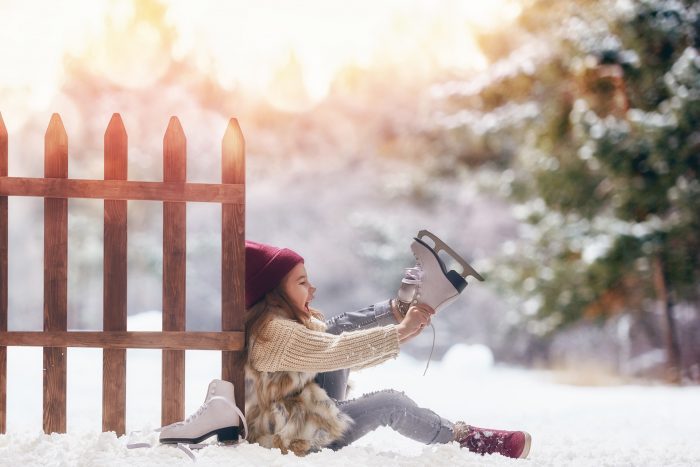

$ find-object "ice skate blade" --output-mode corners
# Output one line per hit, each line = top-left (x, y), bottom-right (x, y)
(413, 237), (467, 292)
(416, 230), (484, 282)
(160, 425), (240, 445)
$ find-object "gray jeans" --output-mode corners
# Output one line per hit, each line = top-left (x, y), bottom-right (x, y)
(315, 299), (455, 449)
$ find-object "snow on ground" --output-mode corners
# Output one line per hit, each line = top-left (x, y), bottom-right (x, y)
(0, 311), (699, 466)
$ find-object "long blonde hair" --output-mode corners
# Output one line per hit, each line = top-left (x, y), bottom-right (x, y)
(245, 283), (323, 353)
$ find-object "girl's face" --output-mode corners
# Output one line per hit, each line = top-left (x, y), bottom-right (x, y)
(282, 262), (316, 318)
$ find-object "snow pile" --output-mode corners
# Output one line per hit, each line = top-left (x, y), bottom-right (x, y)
(440, 343), (495, 373)
(0, 311), (699, 466)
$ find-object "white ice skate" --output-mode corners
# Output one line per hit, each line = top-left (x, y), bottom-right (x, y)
(158, 379), (247, 445)
(396, 230), (484, 315)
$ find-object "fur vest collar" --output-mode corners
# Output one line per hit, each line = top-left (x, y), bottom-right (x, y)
(244, 306), (353, 455)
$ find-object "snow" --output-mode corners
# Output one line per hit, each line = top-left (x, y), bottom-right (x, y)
(1, 312), (699, 466)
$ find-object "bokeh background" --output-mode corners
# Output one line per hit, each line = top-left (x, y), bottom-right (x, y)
(1, 0), (698, 385)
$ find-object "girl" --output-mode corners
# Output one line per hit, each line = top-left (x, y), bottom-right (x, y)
(243, 240), (532, 458)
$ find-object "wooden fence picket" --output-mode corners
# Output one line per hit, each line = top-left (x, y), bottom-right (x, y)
(0, 112), (246, 435)
(103, 114), (128, 435)
(43, 113), (68, 434)
(221, 118), (245, 414)
(162, 117), (187, 426)
(0, 113), (8, 434)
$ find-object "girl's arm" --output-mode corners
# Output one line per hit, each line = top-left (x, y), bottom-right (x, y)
(249, 319), (406, 373)
(250, 305), (431, 373)
(395, 304), (433, 344)
(323, 299), (403, 334)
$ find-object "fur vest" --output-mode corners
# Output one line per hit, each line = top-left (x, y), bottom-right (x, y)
(244, 309), (353, 455)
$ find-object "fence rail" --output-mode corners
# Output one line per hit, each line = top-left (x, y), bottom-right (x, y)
(0, 331), (244, 350)
(0, 112), (246, 436)
(0, 177), (244, 203)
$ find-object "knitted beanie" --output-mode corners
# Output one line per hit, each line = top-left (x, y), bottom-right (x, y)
(245, 240), (304, 308)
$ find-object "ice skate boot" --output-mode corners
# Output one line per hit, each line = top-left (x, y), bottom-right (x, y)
(396, 230), (484, 316)
(159, 379), (247, 445)
(454, 422), (531, 459)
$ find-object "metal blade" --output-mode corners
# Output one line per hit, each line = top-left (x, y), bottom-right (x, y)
(416, 229), (485, 281)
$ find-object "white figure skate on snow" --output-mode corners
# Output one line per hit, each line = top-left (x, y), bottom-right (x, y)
(396, 229), (484, 316)
(159, 379), (247, 445)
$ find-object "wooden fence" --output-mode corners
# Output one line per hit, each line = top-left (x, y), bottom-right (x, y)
(0, 112), (246, 436)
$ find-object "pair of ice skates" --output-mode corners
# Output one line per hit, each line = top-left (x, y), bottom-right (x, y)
(152, 230), (529, 459)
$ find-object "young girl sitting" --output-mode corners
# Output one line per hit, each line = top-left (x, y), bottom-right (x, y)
(242, 240), (532, 459)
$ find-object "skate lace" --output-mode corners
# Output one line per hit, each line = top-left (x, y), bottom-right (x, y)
(402, 261), (436, 377)
(423, 323), (435, 376)
(402, 266), (423, 284)
(177, 404), (207, 426)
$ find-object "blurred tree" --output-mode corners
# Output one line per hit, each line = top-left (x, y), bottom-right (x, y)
(438, 0), (699, 382)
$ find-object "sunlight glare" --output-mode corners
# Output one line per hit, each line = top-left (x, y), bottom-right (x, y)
(163, 0), (522, 109)
(0, 0), (110, 131)
(0, 0), (522, 121)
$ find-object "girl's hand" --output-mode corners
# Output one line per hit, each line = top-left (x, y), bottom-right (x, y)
(396, 304), (435, 344)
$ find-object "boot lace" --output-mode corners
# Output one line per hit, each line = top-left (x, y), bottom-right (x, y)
(398, 262), (436, 377)
(402, 266), (423, 284)
(166, 403), (208, 428)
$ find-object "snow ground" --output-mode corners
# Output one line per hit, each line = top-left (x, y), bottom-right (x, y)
(0, 311), (699, 466)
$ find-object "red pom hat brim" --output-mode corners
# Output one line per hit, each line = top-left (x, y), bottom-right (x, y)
(245, 240), (304, 309)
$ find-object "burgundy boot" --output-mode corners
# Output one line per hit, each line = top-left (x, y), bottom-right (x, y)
(453, 421), (531, 459)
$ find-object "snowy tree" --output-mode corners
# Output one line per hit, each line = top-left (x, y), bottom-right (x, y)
(432, 0), (699, 381)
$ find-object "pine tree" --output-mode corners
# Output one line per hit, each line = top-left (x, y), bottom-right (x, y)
(436, 0), (699, 381)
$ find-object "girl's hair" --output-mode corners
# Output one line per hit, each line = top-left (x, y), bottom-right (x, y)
(245, 283), (323, 353)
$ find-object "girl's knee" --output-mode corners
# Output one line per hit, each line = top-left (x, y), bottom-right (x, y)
(369, 389), (417, 409)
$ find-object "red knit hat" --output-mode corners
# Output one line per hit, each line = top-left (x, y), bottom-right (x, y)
(245, 240), (304, 308)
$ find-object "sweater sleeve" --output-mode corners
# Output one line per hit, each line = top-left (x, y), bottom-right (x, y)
(249, 318), (400, 373)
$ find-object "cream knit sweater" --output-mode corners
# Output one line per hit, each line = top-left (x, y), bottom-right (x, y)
(249, 317), (400, 373)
